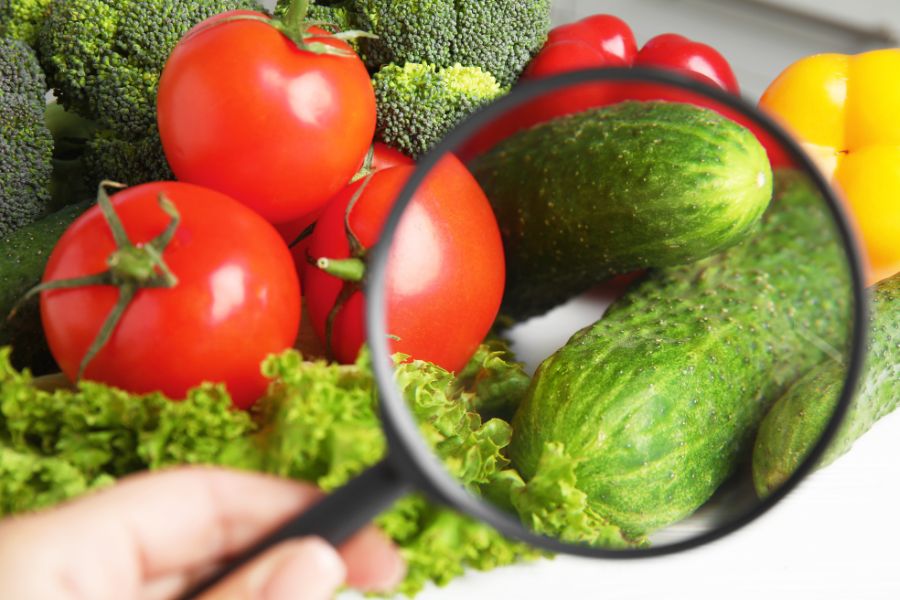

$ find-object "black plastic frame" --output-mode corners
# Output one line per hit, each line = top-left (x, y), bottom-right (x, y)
(366, 67), (869, 558)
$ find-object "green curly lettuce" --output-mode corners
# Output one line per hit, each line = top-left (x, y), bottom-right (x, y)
(0, 446), (115, 514)
(454, 340), (531, 422)
(486, 442), (648, 549)
(0, 344), (538, 595)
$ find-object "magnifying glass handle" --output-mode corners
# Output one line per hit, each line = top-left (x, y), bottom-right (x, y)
(177, 460), (412, 600)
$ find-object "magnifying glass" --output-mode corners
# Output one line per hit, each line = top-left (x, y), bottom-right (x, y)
(183, 67), (866, 597)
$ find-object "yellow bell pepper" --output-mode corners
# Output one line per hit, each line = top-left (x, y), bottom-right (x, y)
(759, 49), (900, 285)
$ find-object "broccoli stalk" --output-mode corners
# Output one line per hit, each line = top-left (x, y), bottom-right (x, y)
(0, 36), (54, 236)
(373, 62), (507, 158)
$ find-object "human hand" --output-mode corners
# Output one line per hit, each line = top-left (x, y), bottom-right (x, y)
(0, 467), (406, 600)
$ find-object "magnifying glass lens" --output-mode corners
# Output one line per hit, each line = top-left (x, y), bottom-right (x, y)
(359, 71), (861, 554)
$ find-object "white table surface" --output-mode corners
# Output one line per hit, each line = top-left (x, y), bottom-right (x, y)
(352, 410), (900, 600)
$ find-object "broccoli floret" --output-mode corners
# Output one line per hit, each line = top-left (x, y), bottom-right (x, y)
(354, 0), (455, 69)
(0, 0), (53, 47)
(373, 62), (506, 158)
(353, 0), (551, 86)
(0, 36), (53, 236)
(452, 0), (552, 88)
(38, 0), (263, 138)
(82, 126), (174, 187)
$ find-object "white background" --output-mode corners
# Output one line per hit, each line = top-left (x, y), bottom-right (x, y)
(406, 417), (900, 599)
(256, 1), (900, 597)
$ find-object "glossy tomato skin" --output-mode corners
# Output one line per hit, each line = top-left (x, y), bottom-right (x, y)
(277, 143), (414, 274)
(158, 12), (377, 225)
(304, 156), (505, 373)
(40, 182), (301, 410)
(369, 142), (414, 172)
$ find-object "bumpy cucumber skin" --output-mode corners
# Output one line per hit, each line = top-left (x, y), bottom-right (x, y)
(752, 273), (899, 497)
(0, 201), (89, 373)
(470, 101), (773, 322)
(509, 172), (852, 539)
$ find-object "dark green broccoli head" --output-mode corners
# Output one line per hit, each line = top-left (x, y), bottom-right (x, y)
(452, 0), (551, 88)
(82, 126), (174, 188)
(0, 0), (53, 47)
(373, 62), (506, 158)
(38, 0), (263, 138)
(353, 0), (551, 86)
(353, 0), (455, 69)
(0, 36), (53, 236)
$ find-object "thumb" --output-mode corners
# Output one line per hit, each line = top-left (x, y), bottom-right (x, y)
(199, 537), (347, 600)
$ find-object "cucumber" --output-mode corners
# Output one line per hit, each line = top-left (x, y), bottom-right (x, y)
(0, 201), (89, 374)
(508, 171), (853, 540)
(469, 101), (773, 322)
(752, 273), (899, 497)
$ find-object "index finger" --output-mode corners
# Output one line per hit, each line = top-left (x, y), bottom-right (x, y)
(0, 467), (399, 599)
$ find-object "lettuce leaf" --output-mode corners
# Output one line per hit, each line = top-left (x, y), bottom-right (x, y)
(485, 442), (648, 549)
(0, 445), (114, 514)
(0, 345), (538, 596)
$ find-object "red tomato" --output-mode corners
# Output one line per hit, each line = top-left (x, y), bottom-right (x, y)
(277, 143), (414, 274)
(158, 11), (377, 225)
(368, 142), (414, 172)
(303, 156), (505, 372)
(40, 182), (301, 409)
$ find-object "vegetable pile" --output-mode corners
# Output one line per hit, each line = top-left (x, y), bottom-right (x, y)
(1, 1), (900, 597)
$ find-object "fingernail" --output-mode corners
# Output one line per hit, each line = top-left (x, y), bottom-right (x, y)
(382, 548), (408, 592)
(263, 537), (347, 600)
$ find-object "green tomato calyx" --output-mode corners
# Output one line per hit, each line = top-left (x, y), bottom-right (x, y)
(17, 181), (181, 381)
(184, 0), (375, 58)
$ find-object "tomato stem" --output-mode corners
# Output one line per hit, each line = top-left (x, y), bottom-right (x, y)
(350, 145), (376, 183)
(318, 175), (373, 360)
(19, 181), (182, 381)
(182, 1), (370, 57)
(283, 0), (310, 34)
(317, 257), (366, 282)
(345, 175), (372, 258)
